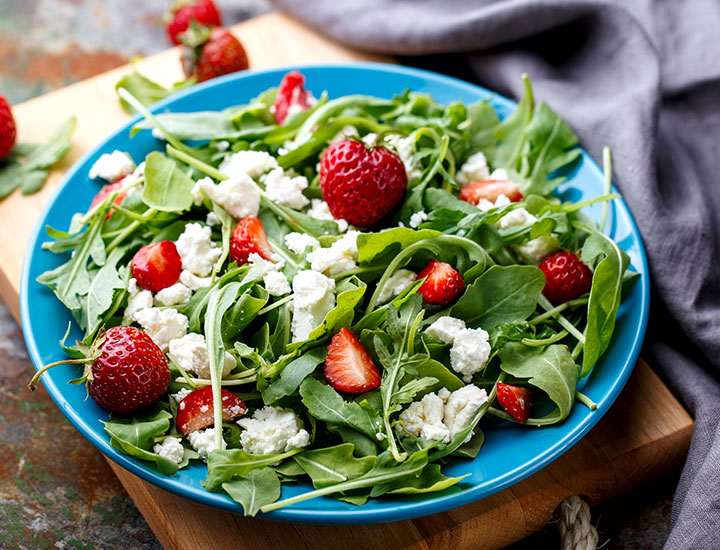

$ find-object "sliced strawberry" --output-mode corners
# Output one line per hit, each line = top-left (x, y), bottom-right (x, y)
(324, 328), (381, 395)
(273, 71), (313, 125)
(459, 179), (522, 205)
(131, 240), (182, 292)
(89, 177), (129, 219)
(496, 382), (532, 423)
(176, 386), (247, 434)
(416, 260), (465, 305)
(539, 251), (593, 303)
(230, 216), (273, 265)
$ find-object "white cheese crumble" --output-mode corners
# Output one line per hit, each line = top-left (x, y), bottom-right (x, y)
(248, 252), (284, 276)
(168, 332), (236, 379)
(218, 150), (278, 180)
(175, 223), (222, 277)
(307, 199), (349, 233)
(187, 428), (226, 458)
(330, 125), (359, 144)
(377, 269), (417, 305)
(409, 210), (428, 229)
(306, 231), (359, 276)
(385, 134), (422, 182)
(171, 387), (193, 404)
(179, 270), (212, 291)
(515, 235), (561, 265)
(192, 175), (260, 220)
(153, 437), (184, 464)
(89, 150), (136, 182)
(134, 307), (189, 352)
(263, 167), (310, 210)
(237, 406), (310, 455)
(263, 271), (291, 296)
(476, 193), (511, 212)
(497, 206), (537, 230)
(361, 133), (377, 147)
(205, 212), (221, 226)
(425, 316), (467, 345)
(290, 270), (336, 342)
(443, 385), (488, 441)
(154, 282), (192, 307)
(450, 328), (492, 382)
(456, 151), (490, 186)
(284, 232), (320, 255)
(123, 278), (153, 325)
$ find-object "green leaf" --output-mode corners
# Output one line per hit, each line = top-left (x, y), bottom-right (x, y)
(357, 228), (442, 265)
(132, 111), (260, 140)
(262, 347), (326, 404)
(108, 436), (179, 476)
(387, 463), (468, 495)
(221, 289), (268, 341)
(142, 152), (196, 212)
(492, 75), (535, 171)
(115, 68), (194, 114)
(205, 448), (302, 492)
(84, 247), (127, 336)
(102, 408), (173, 449)
(221, 467), (281, 516)
(293, 444), (375, 488)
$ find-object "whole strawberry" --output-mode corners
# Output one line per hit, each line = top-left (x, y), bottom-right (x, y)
(0, 96), (17, 160)
(539, 251), (593, 303)
(29, 327), (170, 414)
(320, 139), (407, 229)
(166, 0), (222, 46)
(181, 26), (249, 83)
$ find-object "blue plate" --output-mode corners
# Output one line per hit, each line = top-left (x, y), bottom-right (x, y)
(20, 63), (650, 524)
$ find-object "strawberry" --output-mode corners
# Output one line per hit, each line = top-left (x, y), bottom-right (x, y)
(230, 216), (273, 265)
(89, 177), (130, 219)
(181, 26), (249, 83)
(459, 179), (522, 205)
(29, 327), (170, 414)
(0, 96), (17, 160)
(176, 386), (247, 434)
(319, 140), (407, 229)
(131, 240), (183, 292)
(539, 251), (593, 303)
(166, 0), (222, 46)
(416, 260), (465, 305)
(496, 382), (532, 423)
(273, 71), (313, 125)
(324, 327), (381, 395)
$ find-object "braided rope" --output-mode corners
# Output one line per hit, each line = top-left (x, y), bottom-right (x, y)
(557, 495), (599, 550)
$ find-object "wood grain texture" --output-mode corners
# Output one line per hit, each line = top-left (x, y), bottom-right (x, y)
(4, 11), (692, 550)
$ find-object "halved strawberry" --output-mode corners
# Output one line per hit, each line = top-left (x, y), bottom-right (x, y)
(496, 382), (532, 423)
(131, 240), (182, 292)
(324, 327), (381, 395)
(230, 216), (273, 265)
(176, 386), (247, 434)
(416, 260), (465, 305)
(89, 177), (130, 219)
(459, 179), (522, 205)
(273, 71), (313, 125)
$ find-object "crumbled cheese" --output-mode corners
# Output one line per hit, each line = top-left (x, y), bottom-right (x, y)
(263, 167), (310, 210)
(171, 387), (193, 404)
(515, 235), (561, 265)
(179, 270), (212, 291)
(134, 307), (188, 352)
(89, 150), (136, 182)
(263, 271), (291, 296)
(306, 231), (359, 276)
(456, 152), (490, 185)
(237, 406), (310, 455)
(154, 282), (192, 307)
(409, 210), (428, 229)
(192, 175), (260, 220)
(497, 206), (537, 230)
(290, 270), (336, 342)
(205, 212), (221, 226)
(449, 328), (491, 382)
(248, 252), (284, 276)
(377, 269), (417, 305)
(361, 133), (377, 147)
(330, 125), (359, 144)
(123, 278), (153, 325)
(398, 392), (451, 443)
(443, 385), (488, 441)
(284, 232), (320, 255)
(175, 223), (222, 277)
(218, 150), (278, 180)
(476, 193), (512, 213)
(168, 332), (236, 379)
(307, 199), (349, 233)
(187, 428), (226, 458)
(215, 140), (230, 152)
(153, 437), (184, 464)
(278, 139), (300, 156)
(385, 134), (422, 182)
(425, 316), (467, 345)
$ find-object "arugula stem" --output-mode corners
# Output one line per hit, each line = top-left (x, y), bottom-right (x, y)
(256, 296), (293, 316)
(329, 265), (385, 280)
(59, 214), (105, 299)
(105, 211), (156, 254)
(571, 340), (584, 360)
(575, 391), (597, 410)
(537, 295), (585, 344)
(176, 375), (258, 386)
(521, 330), (568, 347)
(562, 193), (620, 214)
(529, 297), (587, 325)
(600, 147), (612, 233)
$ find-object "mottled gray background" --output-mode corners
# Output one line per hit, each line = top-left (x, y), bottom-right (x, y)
(0, 0), (676, 548)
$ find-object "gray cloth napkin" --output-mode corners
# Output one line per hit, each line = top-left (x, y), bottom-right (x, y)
(272, 0), (720, 546)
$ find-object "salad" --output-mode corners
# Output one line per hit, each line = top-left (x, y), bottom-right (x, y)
(29, 70), (633, 515)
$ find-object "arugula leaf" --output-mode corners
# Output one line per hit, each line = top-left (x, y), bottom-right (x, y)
(84, 247), (127, 336)
(293, 443), (375, 488)
(387, 463), (468, 495)
(491, 75), (534, 171)
(221, 467), (281, 516)
(115, 68), (194, 114)
(206, 448), (302, 491)
(132, 111), (265, 141)
(262, 347), (326, 404)
(142, 152), (196, 212)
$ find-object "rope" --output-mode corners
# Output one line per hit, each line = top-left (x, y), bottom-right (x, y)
(557, 495), (599, 550)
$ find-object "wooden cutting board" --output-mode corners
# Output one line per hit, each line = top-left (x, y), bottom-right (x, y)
(3, 12), (693, 550)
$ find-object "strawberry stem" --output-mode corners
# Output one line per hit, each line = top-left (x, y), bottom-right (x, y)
(28, 357), (93, 391)
(575, 391), (597, 410)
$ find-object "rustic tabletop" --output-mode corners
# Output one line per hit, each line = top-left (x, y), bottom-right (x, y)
(0, 1), (678, 548)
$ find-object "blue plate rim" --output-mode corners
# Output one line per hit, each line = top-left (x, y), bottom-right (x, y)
(20, 61), (650, 524)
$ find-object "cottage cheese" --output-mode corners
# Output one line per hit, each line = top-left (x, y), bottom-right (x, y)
(187, 428), (226, 459)
(409, 210), (428, 229)
(284, 232), (320, 255)
(205, 212), (221, 226)
(153, 437), (184, 464)
(175, 223), (222, 277)
(450, 328), (492, 382)
(237, 406), (310, 455)
(377, 269), (417, 304)
(192, 175), (260, 220)
(398, 392), (451, 443)
(497, 206), (536, 230)
(263, 168), (310, 210)
(218, 150), (278, 180)
(179, 270), (212, 291)
(89, 150), (136, 182)
(456, 152), (490, 185)
(476, 193), (511, 213)
(307, 199), (349, 233)
(154, 282), (192, 307)
(171, 387), (193, 404)
(515, 235), (561, 265)
(425, 316), (466, 345)
(306, 231), (359, 276)
(123, 278), (153, 325)
(361, 133), (377, 147)
(134, 307), (188, 352)
(248, 252), (284, 276)
(330, 125), (359, 144)
(263, 270), (291, 296)
(443, 385), (488, 441)
(168, 332), (236, 379)
(290, 270), (336, 342)
(385, 134), (422, 182)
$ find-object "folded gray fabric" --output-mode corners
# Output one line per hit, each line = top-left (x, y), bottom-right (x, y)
(272, 0), (720, 546)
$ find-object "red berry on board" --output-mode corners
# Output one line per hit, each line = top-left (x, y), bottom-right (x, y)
(166, 0), (222, 46)
(459, 179), (522, 205)
(539, 251), (593, 303)
(496, 382), (532, 423)
(416, 260), (465, 306)
(324, 327), (381, 395)
(176, 386), (247, 434)
(181, 27), (249, 83)
(320, 139), (407, 229)
(229, 216), (274, 266)
(131, 241), (183, 292)
(273, 71), (313, 125)
(0, 96), (17, 160)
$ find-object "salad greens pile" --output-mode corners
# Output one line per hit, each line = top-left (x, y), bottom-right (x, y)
(36, 73), (634, 515)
